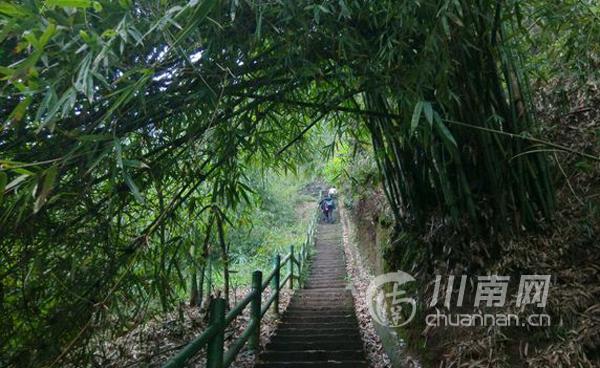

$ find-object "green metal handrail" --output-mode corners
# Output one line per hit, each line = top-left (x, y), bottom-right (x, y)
(162, 210), (318, 368)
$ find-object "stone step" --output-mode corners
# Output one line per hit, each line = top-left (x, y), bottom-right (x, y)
(309, 264), (346, 268)
(257, 221), (368, 368)
(260, 349), (365, 362)
(290, 299), (353, 306)
(302, 277), (349, 291)
(305, 282), (348, 289)
(296, 286), (348, 291)
(293, 292), (351, 299)
(290, 289), (349, 296)
(291, 290), (348, 296)
(305, 270), (345, 275)
(310, 264), (346, 271)
(304, 279), (346, 284)
(274, 327), (359, 336)
(285, 306), (355, 313)
(284, 310), (357, 318)
(278, 322), (358, 329)
(305, 274), (346, 280)
(304, 273), (346, 278)
(306, 276), (346, 279)
(270, 333), (362, 344)
(292, 295), (350, 301)
(283, 315), (357, 324)
(304, 278), (347, 282)
(266, 340), (363, 351)
(307, 272), (346, 277)
(308, 270), (345, 274)
(255, 360), (368, 368)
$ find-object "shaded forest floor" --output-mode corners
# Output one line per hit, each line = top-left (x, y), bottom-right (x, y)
(92, 287), (293, 368)
(412, 76), (600, 367)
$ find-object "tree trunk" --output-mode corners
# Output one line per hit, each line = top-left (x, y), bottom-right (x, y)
(197, 262), (205, 307)
(216, 215), (230, 309)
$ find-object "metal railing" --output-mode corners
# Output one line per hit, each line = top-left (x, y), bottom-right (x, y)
(162, 212), (318, 368)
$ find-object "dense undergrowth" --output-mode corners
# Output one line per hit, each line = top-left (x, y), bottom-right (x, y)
(0, 169), (316, 367)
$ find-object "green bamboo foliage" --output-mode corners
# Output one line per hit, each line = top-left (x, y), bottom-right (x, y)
(357, 0), (555, 231)
(0, 0), (563, 366)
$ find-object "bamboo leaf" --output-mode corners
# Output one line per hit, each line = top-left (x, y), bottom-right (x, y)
(5, 174), (28, 191)
(0, 171), (6, 205)
(124, 173), (144, 204)
(423, 101), (433, 126)
(0, 2), (30, 17)
(410, 101), (424, 135)
(39, 22), (57, 48)
(434, 113), (457, 148)
(0, 66), (15, 78)
(45, 0), (92, 8)
(123, 159), (150, 169)
(115, 139), (124, 168)
(74, 53), (94, 101)
(34, 166), (58, 213)
(8, 97), (32, 124)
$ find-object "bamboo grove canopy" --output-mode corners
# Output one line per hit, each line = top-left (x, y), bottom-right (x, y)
(1, 0), (555, 366)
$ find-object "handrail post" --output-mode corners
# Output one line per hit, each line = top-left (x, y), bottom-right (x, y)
(289, 245), (294, 289)
(298, 245), (303, 281)
(248, 270), (262, 352)
(272, 255), (281, 317)
(206, 298), (225, 368)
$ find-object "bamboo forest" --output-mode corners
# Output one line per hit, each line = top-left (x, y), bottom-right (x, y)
(1, 1), (599, 367)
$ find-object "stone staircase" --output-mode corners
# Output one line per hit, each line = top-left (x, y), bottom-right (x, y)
(255, 221), (368, 368)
